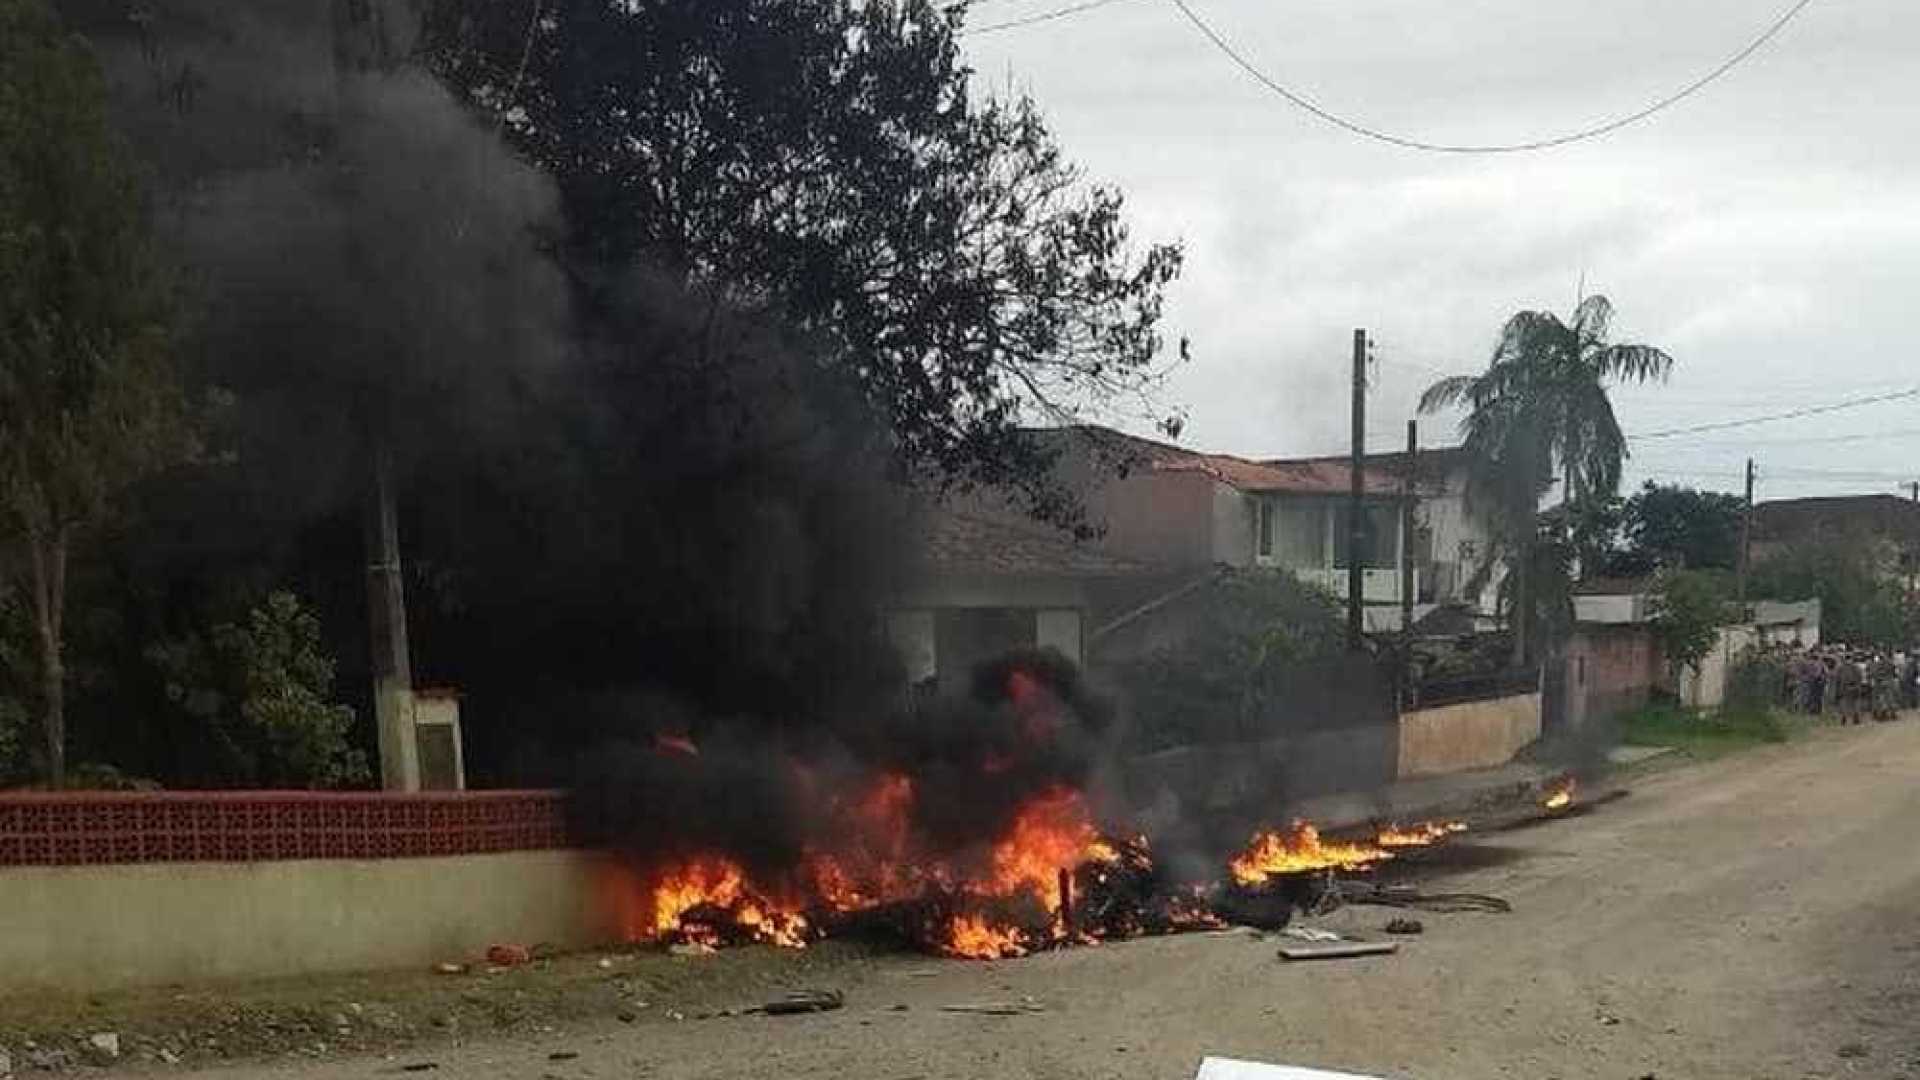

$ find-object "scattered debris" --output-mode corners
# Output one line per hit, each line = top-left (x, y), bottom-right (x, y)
(485, 943), (532, 967)
(1383, 918), (1424, 935)
(758, 989), (845, 1016)
(1277, 941), (1399, 961)
(0, 1045), (11, 1077)
(616, 1009), (638, 1023)
(158, 1048), (182, 1065)
(1279, 926), (1342, 943)
(548, 1050), (580, 1061)
(668, 942), (717, 958)
(398, 1063), (439, 1073)
(23, 1048), (75, 1071)
(83, 1032), (121, 1064)
(1196, 1056), (1387, 1078)
(1596, 1013), (1620, 1026)
(1837, 1042), (1869, 1059)
(939, 998), (1046, 1016)
(597, 957), (614, 969)
(433, 962), (468, 976)
(1321, 880), (1512, 914)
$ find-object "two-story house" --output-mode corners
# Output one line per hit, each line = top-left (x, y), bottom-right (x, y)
(1264, 446), (1500, 621)
(1044, 427), (1416, 630)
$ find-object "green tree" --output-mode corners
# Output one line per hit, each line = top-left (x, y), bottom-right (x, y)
(149, 591), (368, 789)
(0, 0), (191, 786)
(1419, 296), (1674, 664)
(1750, 539), (1911, 648)
(1620, 482), (1745, 572)
(420, 0), (1185, 526)
(1647, 568), (1734, 683)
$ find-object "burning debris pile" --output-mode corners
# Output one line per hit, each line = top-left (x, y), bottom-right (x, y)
(1543, 776), (1578, 811)
(579, 657), (1473, 960)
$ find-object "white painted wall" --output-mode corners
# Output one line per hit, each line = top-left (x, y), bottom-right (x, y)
(1035, 609), (1085, 664)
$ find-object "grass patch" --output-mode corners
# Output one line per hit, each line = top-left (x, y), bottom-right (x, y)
(1621, 702), (1797, 759)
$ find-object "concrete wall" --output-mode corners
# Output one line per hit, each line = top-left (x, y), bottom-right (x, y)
(1397, 692), (1542, 778)
(1211, 483), (1255, 565)
(1566, 623), (1659, 730)
(1083, 469), (1221, 567)
(1678, 625), (1758, 709)
(0, 850), (612, 993)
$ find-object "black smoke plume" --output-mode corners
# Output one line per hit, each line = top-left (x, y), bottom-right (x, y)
(65, 0), (1136, 875)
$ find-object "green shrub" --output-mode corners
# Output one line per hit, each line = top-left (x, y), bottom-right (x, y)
(149, 591), (369, 789)
(1112, 569), (1351, 751)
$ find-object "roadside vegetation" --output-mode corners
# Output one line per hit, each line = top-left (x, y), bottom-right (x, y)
(1620, 701), (1795, 760)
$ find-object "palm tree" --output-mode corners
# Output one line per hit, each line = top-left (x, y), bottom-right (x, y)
(1419, 295), (1673, 665)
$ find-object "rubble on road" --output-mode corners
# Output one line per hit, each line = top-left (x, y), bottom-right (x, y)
(757, 989), (844, 1016)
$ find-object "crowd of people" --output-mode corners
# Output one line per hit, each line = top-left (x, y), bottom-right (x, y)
(1747, 643), (1920, 723)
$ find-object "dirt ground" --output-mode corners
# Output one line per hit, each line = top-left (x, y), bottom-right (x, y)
(72, 719), (1920, 1079)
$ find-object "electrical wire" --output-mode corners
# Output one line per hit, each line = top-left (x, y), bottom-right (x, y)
(962, 0), (1138, 36)
(1628, 387), (1920, 440)
(1162, 0), (1822, 154)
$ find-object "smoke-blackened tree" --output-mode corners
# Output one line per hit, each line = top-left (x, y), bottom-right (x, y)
(0, 0), (192, 786)
(420, 0), (1186, 526)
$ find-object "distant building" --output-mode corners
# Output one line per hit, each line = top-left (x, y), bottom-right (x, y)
(1041, 427), (1418, 630)
(884, 504), (1153, 693)
(1751, 494), (1920, 580)
(1267, 446), (1499, 619)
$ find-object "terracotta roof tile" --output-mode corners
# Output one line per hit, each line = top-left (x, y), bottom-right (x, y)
(920, 508), (1153, 577)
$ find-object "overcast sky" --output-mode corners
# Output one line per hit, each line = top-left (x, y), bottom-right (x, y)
(962, 0), (1919, 502)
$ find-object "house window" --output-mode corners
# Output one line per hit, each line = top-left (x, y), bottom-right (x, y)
(1271, 499), (1327, 567)
(1332, 503), (1399, 569)
(1257, 499), (1274, 558)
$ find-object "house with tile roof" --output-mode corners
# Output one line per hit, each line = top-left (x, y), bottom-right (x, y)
(883, 504), (1155, 693)
(1039, 426), (1419, 631)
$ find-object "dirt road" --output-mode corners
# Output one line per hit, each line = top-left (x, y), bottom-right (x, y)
(154, 721), (1920, 1080)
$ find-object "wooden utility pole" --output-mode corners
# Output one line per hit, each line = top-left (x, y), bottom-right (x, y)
(1908, 480), (1918, 503)
(1737, 457), (1755, 609)
(1347, 329), (1367, 650)
(1401, 419), (1417, 634)
(335, 0), (421, 790)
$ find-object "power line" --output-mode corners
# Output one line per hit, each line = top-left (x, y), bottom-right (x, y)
(1635, 425), (1920, 450)
(962, 0), (1137, 36)
(1162, 0), (1821, 154)
(1628, 387), (1920, 440)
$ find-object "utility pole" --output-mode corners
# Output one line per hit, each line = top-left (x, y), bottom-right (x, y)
(1347, 329), (1367, 650)
(1400, 419), (1417, 635)
(1737, 457), (1755, 610)
(336, 0), (421, 791)
(1908, 480), (1918, 503)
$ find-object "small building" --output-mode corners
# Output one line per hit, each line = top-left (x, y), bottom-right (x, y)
(884, 505), (1153, 693)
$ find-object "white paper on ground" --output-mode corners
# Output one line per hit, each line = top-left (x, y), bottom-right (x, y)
(1195, 1056), (1387, 1080)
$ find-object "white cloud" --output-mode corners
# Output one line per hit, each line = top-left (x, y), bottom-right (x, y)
(966, 0), (1920, 499)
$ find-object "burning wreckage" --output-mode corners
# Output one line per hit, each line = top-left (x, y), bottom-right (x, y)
(574, 657), (1489, 961)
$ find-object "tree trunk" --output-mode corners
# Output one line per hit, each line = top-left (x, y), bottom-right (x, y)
(1509, 541), (1529, 669)
(25, 530), (68, 788)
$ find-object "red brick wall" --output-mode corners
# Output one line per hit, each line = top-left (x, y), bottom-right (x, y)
(0, 790), (569, 867)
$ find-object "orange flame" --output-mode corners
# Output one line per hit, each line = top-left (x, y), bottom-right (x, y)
(989, 786), (1102, 911)
(1376, 820), (1467, 847)
(941, 913), (1028, 959)
(1229, 821), (1390, 884)
(1544, 777), (1576, 811)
